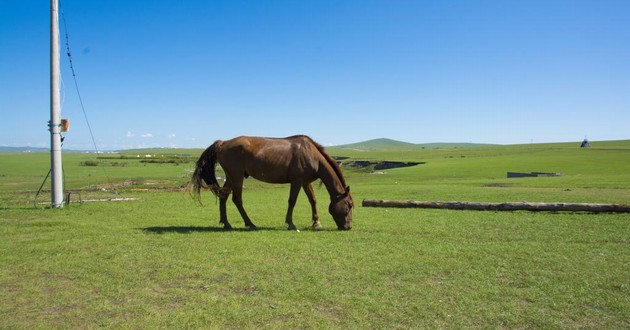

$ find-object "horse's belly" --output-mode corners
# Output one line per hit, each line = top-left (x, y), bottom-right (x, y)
(243, 149), (315, 184)
(243, 161), (291, 183)
(248, 171), (290, 184)
(246, 162), (313, 184)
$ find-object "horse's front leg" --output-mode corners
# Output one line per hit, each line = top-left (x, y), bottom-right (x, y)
(285, 182), (301, 230)
(303, 183), (321, 229)
(230, 178), (257, 230)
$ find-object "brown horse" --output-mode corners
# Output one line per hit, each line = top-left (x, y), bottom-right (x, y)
(190, 135), (353, 230)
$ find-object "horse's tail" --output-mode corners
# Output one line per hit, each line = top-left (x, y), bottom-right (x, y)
(189, 140), (224, 203)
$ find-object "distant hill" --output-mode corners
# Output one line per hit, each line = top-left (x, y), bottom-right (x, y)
(337, 138), (495, 150)
(5, 139), (626, 154)
(339, 138), (418, 150)
(0, 146), (49, 153)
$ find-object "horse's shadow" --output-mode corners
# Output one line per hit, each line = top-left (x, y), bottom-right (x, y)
(141, 226), (279, 234)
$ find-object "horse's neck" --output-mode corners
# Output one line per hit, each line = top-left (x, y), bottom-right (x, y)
(317, 160), (345, 199)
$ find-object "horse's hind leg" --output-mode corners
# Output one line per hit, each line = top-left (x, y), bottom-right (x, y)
(230, 177), (257, 230)
(303, 183), (321, 229)
(285, 181), (301, 231)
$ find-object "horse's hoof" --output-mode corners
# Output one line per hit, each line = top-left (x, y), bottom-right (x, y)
(287, 224), (297, 231)
(312, 222), (322, 230)
(223, 224), (233, 231)
(248, 225), (258, 231)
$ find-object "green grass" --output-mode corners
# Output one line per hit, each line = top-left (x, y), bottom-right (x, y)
(1, 140), (629, 328)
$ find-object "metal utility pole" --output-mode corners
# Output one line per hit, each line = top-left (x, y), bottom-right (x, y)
(50, 0), (63, 208)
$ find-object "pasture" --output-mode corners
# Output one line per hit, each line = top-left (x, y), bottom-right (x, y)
(1, 140), (629, 328)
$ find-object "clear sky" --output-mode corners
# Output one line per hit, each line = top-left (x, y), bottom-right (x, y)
(1, 0), (629, 150)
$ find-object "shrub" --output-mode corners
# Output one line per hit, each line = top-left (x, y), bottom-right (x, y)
(81, 160), (100, 167)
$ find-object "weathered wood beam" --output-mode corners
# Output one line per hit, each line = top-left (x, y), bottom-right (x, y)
(361, 199), (630, 213)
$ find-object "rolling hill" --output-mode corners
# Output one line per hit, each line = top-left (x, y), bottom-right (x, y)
(337, 138), (495, 151)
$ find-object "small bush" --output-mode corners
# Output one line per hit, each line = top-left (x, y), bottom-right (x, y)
(81, 160), (100, 167)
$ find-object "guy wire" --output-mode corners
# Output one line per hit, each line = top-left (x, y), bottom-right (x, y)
(60, 3), (118, 195)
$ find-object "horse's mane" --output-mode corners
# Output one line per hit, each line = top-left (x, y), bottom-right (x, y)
(296, 135), (347, 188)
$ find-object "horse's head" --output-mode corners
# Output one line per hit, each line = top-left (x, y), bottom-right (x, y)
(329, 186), (353, 230)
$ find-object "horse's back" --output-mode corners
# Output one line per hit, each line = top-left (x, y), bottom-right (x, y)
(223, 135), (314, 154)
(218, 135), (320, 183)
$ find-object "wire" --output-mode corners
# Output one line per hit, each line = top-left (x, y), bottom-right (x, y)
(59, 3), (118, 195)
(60, 6), (99, 155)
(33, 137), (66, 207)
(33, 169), (52, 208)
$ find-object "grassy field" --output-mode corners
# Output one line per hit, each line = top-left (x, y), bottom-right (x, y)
(1, 140), (629, 328)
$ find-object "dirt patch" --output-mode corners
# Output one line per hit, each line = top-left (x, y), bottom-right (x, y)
(345, 160), (425, 170)
(375, 161), (425, 170)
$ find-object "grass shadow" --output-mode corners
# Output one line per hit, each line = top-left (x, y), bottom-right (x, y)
(141, 226), (280, 234)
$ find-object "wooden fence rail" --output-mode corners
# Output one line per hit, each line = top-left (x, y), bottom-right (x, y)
(361, 199), (630, 213)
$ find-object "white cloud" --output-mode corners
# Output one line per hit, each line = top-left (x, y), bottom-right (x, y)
(141, 133), (153, 138)
(126, 131), (135, 137)
(168, 133), (176, 139)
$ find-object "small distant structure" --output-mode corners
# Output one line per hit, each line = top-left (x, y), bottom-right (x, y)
(580, 138), (591, 148)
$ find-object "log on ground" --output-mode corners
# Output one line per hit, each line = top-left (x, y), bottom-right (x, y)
(361, 199), (630, 213)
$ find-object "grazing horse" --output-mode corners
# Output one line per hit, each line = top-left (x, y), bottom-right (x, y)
(190, 135), (353, 230)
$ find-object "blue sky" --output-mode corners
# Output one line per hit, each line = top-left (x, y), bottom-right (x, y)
(1, 0), (629, 149)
